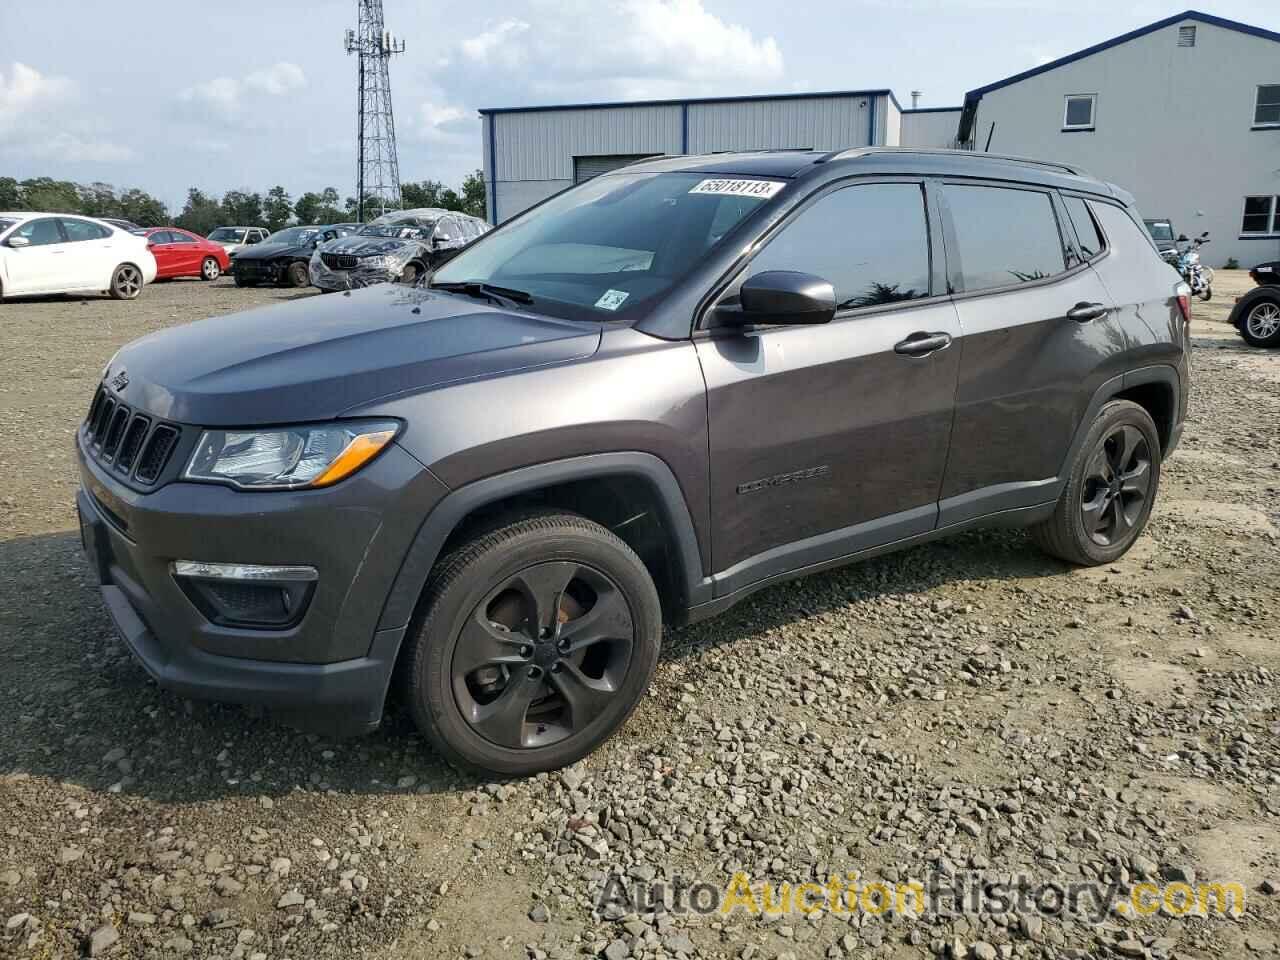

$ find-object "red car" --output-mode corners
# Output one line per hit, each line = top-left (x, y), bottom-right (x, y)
(142, 228), (230, 281)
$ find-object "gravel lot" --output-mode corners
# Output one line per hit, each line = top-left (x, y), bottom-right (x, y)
(1, 273), (1278, 960)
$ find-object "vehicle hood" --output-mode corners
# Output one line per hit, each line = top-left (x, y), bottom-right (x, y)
(105, 285), (602, 426)
(323, 234), (420, 257)
(233, 241), (312, 261)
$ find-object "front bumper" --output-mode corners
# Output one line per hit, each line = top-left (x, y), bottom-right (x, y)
(75, 431), (448, 735)
(232, 259), (287, 284)
(309, 252), (410, 291)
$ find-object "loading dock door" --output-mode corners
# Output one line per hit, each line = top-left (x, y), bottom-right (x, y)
(573, 154), (663, 183)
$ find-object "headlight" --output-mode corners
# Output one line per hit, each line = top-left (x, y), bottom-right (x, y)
(360, 256), (390, 270)
(183, 420), (399, 490)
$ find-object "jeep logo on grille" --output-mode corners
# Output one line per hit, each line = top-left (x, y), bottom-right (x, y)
(110, 370), (129, 392)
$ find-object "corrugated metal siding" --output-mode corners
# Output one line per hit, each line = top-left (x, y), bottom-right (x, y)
(900, 110), (962, 147)
(686, 95), (878, 152)
(493, 105), (682, 181)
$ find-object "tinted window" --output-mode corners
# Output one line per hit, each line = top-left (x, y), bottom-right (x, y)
(1062, 196), (1105, 260)
(745, 183), (931, 309)
(944, 185), (1066, 291)
(59, 219), (108, 242)
(1064, 95), (1094, 127)
(149, 231), (176, 244)
(13, 218), (63, 246)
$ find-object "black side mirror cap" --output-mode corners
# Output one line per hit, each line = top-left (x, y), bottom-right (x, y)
(725, 271), (837, 326)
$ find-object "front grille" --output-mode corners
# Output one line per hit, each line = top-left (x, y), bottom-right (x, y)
(83, 385), (181, 486)
(321, 253), (359, 270)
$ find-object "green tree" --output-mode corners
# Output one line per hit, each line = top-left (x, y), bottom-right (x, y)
(18, 177), (80, 212)
(318, 187), (343, 222)
(400, 179), (446, 209)
(221, 190), (263, 226)
(77, 182), (120, 219)
(459, 169), (486, 219)
(117, 188), (168, 227)
(175, 188), (225, 236)
(263, 185), (292, 232)
(294, 191), (323, 224)
(0, 177), (23, 209)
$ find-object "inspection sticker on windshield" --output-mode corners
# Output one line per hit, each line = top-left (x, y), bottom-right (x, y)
(595, 289), (630, 311)
(688, 178), (785, 199)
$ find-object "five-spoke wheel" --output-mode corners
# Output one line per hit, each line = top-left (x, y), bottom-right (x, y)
(109, 263), (143, 300)
(1079, 424), (1151, 546)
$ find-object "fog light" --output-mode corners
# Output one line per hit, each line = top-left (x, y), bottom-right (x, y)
(171, 561), (317, 629)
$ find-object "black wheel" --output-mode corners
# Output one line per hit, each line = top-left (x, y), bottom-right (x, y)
(286, 262), (309, 288)
(402, 513), (661, 776)
(1199, 286), (1212, 302)
(398, 261), (423, 285)
(1031, 399), (1160, 566)
(233, 272), (256, 288)
(109, 264), (143, 300)
(1239, 295), (1280, 348)
(200, 257), (221, 281)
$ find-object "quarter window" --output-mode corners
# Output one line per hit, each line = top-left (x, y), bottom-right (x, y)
(1062, 195), (1105, 260)
(1242, 196), (1279, 235)
(1255, 85), (1280, 126)
(1063, 94), (1096, 129)
(943, 185), (1067, 291)
(744, 182), (932, 310)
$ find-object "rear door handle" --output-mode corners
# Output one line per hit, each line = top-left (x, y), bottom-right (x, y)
(1067, 302), (1108, 323)
(894, 331), (953, 357)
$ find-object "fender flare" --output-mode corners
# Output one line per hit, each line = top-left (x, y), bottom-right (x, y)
(1058, 365), (1182, 478)
(376, 452), (711, 631)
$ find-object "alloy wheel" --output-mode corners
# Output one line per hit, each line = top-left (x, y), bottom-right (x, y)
(202, 258), (220, 280)
(114, 266), (141, 298)
(451, 561), (634, 750)
(1246, 301), (1280, 341)
(1080, 424), (1152, 546)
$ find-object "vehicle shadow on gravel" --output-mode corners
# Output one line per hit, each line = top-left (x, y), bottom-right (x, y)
(0, 525), (1067, 802)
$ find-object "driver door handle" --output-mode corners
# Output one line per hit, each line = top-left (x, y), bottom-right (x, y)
(1067, 302), (1108, 323)
(894, 331), (952, 357)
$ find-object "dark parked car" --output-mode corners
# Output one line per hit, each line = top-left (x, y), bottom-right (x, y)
(1143, 217), (1177, 253)
(76, 149), (1189, 776)
(102, 218), (146, 235)
(1229, 259), (1280, 347)
(232, 224), (355, 288)
(309, 208), (489, 290)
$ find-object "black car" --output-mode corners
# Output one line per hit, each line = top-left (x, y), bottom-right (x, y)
(1229, 260), (1280, 347)
(101, 217), (146, 235)
(233, 225), (355, 288)
(309, 208), (490, 291)
(1143, 218), (1177, 254)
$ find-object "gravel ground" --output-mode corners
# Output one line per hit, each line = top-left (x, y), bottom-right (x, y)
(1, 273), (1278, 960)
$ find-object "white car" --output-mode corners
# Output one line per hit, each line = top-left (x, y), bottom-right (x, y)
(208, 226), (269, 257)
(0, 212), (158, 301)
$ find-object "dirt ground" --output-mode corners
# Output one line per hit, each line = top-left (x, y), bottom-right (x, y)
(1, 272), (1278, 960)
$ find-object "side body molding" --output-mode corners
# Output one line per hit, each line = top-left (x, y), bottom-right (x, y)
(377, 452), (712, 631)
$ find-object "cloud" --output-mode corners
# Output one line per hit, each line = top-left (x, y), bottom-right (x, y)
(180, 61), (307, 115)
(415, 101), (472, 143)
(22, 132), (135, 164)
(438, 0), (784, 105)
(0, 62), (73, 133)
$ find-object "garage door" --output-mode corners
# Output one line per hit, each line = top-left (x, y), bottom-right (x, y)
(573, 154), (663, 184)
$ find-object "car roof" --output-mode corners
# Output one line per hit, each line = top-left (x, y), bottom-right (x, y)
(621, 147), (1129, 202)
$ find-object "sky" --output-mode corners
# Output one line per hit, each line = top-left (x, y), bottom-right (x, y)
(1, 0), (1276, 213)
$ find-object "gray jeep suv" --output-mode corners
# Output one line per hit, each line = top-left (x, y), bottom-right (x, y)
(76, 149), (1190, 776)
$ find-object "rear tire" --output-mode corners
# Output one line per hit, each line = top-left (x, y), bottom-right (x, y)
(1199, 285), (1212, 302)
(1031, 400), (1161, 566)
(286, 262), (309, 287)
(401, 512), (661, 777)
(1239, 293), (1280, 348)
(200, 257), (221, 281)
(109, 264), (143, 300)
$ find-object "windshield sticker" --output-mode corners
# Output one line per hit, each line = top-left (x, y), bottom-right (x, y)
(595, 289), (630, 311)
(688, 178), (785, 199)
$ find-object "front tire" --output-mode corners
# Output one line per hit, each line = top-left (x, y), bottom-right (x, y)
(402, 513), (661, 777)
(1031, 400), (1161, 566)
(1240, 295), (1280, 348)
(200, 257), (221, 281)
(233, 272), (256, 288)
(285, 262), (309, 287)
(109, 264), (143, 300)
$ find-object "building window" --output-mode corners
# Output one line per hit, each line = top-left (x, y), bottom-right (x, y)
(1063, 94), (1095, 130)
(1241, 196), (1280, 235)
(1255, 86), (1280, 127)
(1177, 25), (1196, 47)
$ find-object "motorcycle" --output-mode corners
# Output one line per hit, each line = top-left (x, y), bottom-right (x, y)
(1161, 231), (1213, 301)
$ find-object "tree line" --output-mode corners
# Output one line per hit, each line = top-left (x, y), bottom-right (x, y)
(0, 171), (487, 236)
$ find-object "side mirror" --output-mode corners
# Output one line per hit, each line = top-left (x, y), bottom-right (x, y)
(7, 235), (30, 248)
(729, 271), (837, 326)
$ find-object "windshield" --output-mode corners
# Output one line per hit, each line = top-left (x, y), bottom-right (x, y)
(359, 224), (432, 240)
(266, 227), (319, 245)
(209, 228), (246, 242)
(431, 171), (778, 319)
(1146, 221), (1174, 244)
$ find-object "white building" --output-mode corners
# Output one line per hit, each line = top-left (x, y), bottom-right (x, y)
(956, 9), (1279, 266)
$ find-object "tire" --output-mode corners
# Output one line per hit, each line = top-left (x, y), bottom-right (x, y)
(285, 262), (309, 288)
(1199, 285), (1212, 302)
(401, 512), (662, 777)
(233, 272), (256, 288)
(1239, 293), (1280, 348)
(1031, 399), (1161, 566)
(109, 263), (143, 300)
(200, 257), (221, 281)
(398, 261), (423, 285)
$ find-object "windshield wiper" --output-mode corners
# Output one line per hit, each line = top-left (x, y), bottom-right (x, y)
(430, 280), (534, 305)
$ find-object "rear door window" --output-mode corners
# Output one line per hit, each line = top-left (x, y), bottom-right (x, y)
(943, 184), (1067, 291)
(744, 182), (932, 309)
(1062, 195), (1105, 261)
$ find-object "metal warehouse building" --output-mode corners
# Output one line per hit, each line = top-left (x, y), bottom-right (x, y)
(479, 89), (909, 224)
